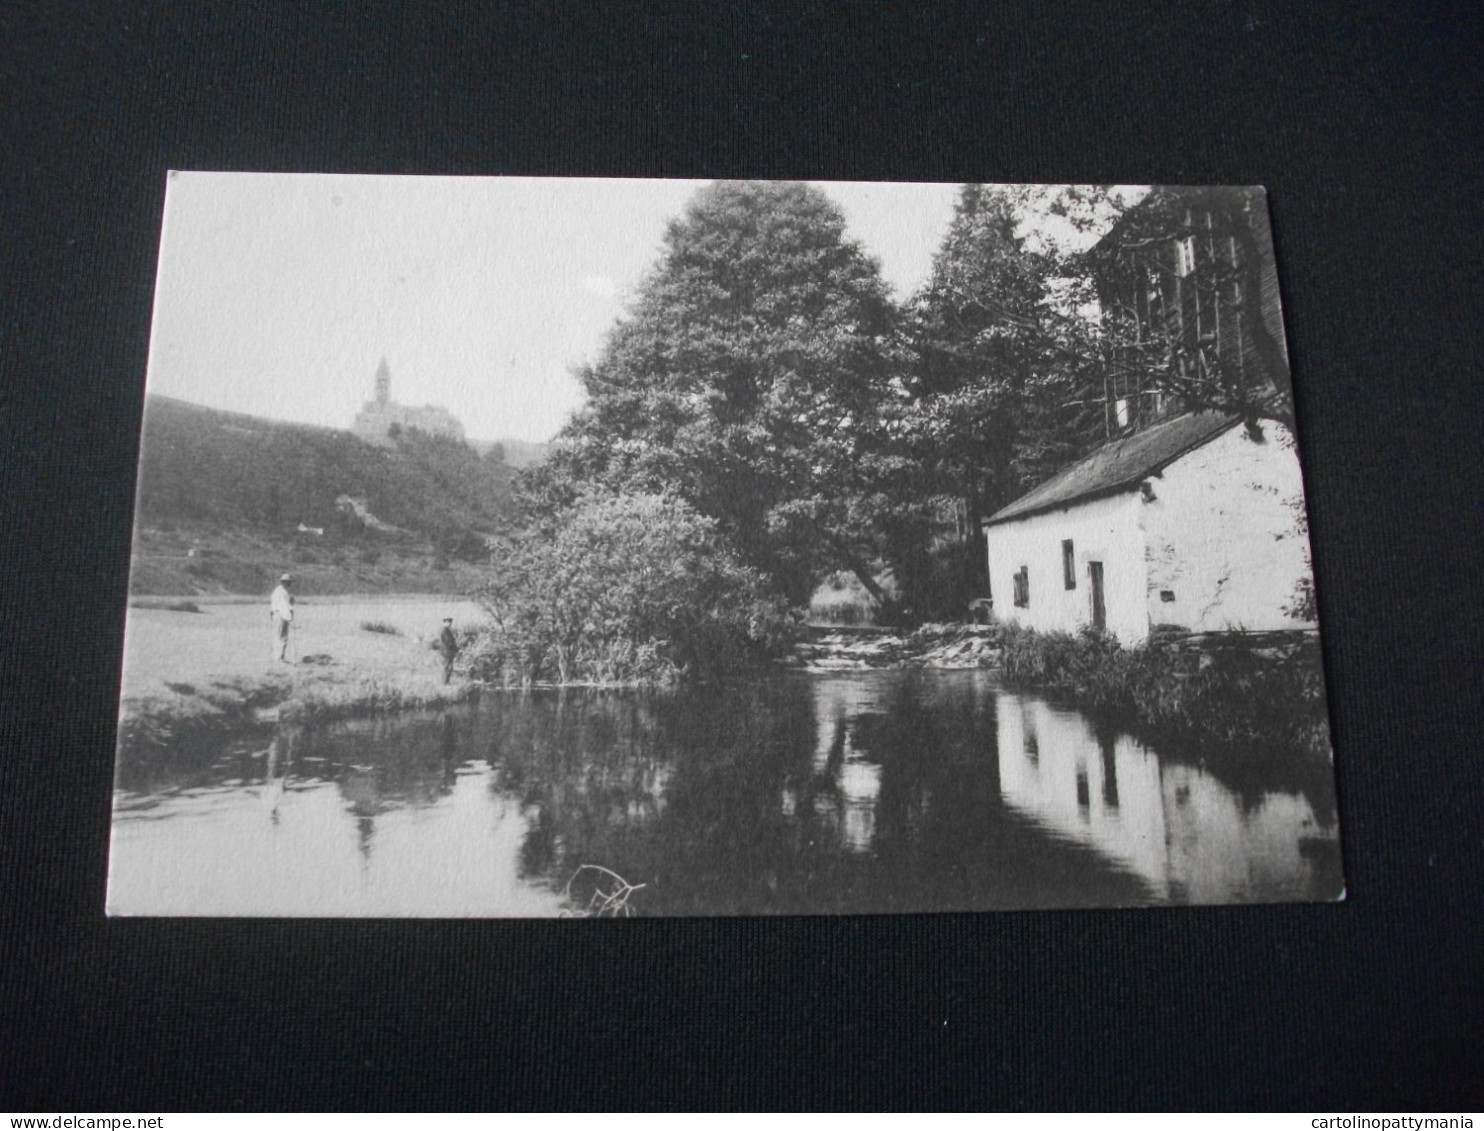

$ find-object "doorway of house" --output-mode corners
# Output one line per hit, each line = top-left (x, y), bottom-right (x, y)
(1088, 561), (1106, 632)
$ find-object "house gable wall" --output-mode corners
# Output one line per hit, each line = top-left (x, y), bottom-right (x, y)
(1141, 421), (1314, 634)
(985, 491), (1148, 643)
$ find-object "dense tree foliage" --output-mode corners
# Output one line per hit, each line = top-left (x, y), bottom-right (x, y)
(900, 184), (1106, 614)
(473, 492), (793, 686)
(508, 181), (1296, 635)
(529, 181), (906, 606)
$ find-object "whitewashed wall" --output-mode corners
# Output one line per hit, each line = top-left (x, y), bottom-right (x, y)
(1142, 422), (1315, 634)
(985, 490), (1148, 642)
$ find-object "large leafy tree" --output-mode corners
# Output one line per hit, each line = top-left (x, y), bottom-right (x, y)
(533, 180), (906, 605)
(903, 184), (1104, 611)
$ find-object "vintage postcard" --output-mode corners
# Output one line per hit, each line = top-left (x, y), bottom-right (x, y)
(109, 174), (1342, 916)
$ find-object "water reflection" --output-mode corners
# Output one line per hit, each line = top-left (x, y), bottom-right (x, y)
(109, 671), (1341, 916)
(803, 679), (883, 853)
(109, 709), (565, 917)
(995, 694), (1341, 904)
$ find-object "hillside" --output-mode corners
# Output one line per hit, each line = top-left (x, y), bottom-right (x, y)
(469, 437), (550, 468)
(130, 395), (518, 595)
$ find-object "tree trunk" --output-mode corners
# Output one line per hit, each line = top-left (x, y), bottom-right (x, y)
(961, 487), (987, 607)
(827, 533), (894, 613)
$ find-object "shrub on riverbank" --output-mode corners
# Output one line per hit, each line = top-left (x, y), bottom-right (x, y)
(998, 623), (1331, 759)
(472, 492), (796, 687)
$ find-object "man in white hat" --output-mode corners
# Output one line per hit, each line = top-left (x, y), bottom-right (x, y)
(270, 573), (295, 663)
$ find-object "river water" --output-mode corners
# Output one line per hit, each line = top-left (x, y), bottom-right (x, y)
(108, 670), (1342, 916)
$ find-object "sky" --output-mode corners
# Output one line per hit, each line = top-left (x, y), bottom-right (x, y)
(145, 174), (1134, 443)
(145, 173), (968, 442)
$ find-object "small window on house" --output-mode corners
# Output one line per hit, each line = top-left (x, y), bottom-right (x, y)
(1175, 235), (1196, 277)
(1160, 590), (1176, 603)
(1013, 567), (1029, 608)
(1063, 540), (1076, 590)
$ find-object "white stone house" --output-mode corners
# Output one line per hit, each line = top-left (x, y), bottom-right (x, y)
(982, 410), (1317, 645)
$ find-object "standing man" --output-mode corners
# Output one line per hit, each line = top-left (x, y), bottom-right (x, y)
(437, 616), (460, 684)
(270, 573), (295, 664)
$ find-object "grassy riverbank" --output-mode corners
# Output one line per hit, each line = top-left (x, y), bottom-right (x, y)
(117, 596), (482, 752)
(117, 594), (1333, 772)
(997, 624), (1332, 760)
(789, 621), (1332, 761)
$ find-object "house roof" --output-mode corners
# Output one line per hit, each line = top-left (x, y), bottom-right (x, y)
(984, 411), (1237, 527)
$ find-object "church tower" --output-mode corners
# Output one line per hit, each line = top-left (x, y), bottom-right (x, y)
(374, 356), (391, 405)
(351, 354), (467, 446)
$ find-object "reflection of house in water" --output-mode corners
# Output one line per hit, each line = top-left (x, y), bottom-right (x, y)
(994, 693), (1338, 903)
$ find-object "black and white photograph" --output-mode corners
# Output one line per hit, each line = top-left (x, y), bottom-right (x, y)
(108, 173), (1343, 917)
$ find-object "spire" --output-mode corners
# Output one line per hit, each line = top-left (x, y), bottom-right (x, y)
(374, 356), (391, 405)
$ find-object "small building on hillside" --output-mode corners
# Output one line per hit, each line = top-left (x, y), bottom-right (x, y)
(983, 410), (1316, 645)
(351, 356), (466, 446)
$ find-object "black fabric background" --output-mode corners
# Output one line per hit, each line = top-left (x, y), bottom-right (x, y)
(2, 1), (1481, 1111)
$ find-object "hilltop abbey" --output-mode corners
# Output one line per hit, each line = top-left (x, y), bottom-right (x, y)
(350, 357), (466, 446)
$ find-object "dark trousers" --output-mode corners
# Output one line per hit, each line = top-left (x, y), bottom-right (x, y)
(442, 655), (455, 684)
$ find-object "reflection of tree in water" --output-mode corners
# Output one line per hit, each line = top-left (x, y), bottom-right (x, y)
(1196, 747), (1340, 831)
(477, 672), (1139, 914)
(115, 721), (284, 797)
(1037, 681), (1339, 831)
(637, 680), (824, 912)
(313, 711), (471, 860)
(119, 669), (1338, 912)
(480, 690), (677, 890)
(479, 682), (817, 912)
(847, 676), (946, 858)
